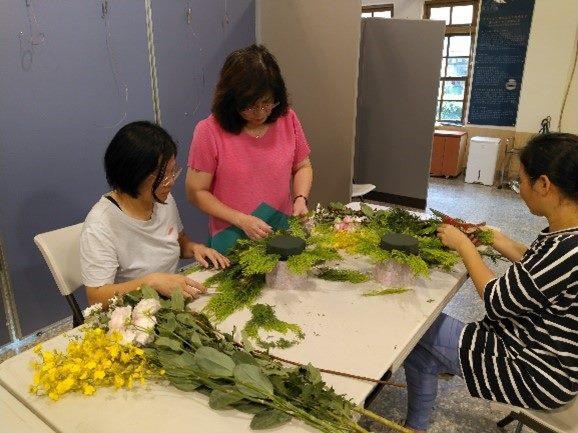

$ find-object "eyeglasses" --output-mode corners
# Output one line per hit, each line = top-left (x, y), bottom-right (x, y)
(160, 166), (182, 187)
(241, 102), (279, 115)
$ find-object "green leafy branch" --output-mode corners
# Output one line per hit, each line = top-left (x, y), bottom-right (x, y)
(242, 304), (305, 350)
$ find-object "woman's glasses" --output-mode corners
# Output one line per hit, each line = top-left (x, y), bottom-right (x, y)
(159, 166), (182, 187)
(241, 102), (279, 116)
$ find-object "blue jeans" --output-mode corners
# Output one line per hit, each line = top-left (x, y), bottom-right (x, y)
(404, 313), (465, 431)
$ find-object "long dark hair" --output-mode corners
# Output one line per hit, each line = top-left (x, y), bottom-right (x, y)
(212, 44), (289, 134)
(520, 132), (578, 201)
(104, 121), (177, 202)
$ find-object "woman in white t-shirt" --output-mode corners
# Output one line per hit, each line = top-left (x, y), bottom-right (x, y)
(81, 121), (229, 305)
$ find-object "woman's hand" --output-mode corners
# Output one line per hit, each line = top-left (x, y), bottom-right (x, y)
(190, 243), (230, 269)
(292, 197), (309, 217)
(437, 224), (475, 254)
(143, 273), (206, 299)
(236, 214), (273, 240)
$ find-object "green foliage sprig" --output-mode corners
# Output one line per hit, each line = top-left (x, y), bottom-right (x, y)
(202, 226), (340, 322)
(362, 287), (410, 296)
(286, 245), (341, 275)
(242, 304), (305, 350)
(315, 267), (370, 284)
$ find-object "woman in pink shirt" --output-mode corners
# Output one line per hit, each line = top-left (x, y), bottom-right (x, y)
(186, 45), (313, 247)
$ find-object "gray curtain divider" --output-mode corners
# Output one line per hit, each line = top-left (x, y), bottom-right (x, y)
(0, 0), (255, 338)
(354, 18), (445, 208)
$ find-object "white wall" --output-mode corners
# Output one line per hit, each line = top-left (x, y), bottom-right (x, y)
(362, 0), (578, 133)
(258, 0), (361, 204)
(516, 0), (578, 133)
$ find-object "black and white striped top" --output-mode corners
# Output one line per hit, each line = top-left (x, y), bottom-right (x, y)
(460, 227), (578, 410)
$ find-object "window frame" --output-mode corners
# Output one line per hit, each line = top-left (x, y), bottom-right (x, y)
(362, 3), (394, 18)
(424, 0), (480, 124)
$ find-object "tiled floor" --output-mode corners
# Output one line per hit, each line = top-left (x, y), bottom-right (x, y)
(362, 176), (547, 433)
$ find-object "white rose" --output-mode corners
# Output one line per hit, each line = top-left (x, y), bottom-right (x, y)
(133, 298), (161, 319)
(134, 329), (154, 346)
(82, 303), (103, 318)
(109, 306), (133, 331)
(131, 315), (157, 346)
(119, 328), (137, 345)
(132, 315), (156, 332)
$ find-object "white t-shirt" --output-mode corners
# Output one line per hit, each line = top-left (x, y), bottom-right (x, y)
(80, 194), (184, 287)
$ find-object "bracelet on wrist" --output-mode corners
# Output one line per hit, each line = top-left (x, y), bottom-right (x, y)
(293, 195), (308, 206)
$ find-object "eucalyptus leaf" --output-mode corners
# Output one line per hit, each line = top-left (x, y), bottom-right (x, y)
(196, 386), (213, 397)
(159, 299), (172, 310)
(159, 315), (177, 334)
(241, 333), (255, 352)
(234, 364), (274, 398)
(360, 203), (375, 218)
(157, 352), (197, 378)
(125, 290), (143, 304)
(232, 401), (268, 414)
(195, 346), (236, 377)
(189, 331), (202, 347)
(250, 409), (292, 430)
(170, 378), (202, 392)
(154, 336), (182, 352)
(171, 289), (185, 311)
(176, 313), (197, 326)
(209, 386), (245, 410)
(232, 351), (258, 366)
(141, 285), (159, 300)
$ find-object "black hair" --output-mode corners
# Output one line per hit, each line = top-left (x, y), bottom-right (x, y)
(212, 44), (289, 134)
(104, 121), (177, 202)
(520, 132), (578, 202)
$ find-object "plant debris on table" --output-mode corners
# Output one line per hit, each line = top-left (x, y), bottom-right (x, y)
(242, 304), (305, 350)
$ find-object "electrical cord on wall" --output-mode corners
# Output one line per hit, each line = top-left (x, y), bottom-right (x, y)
(97, 0), (129, 129)
(185, 0), (207, 120)
(539, 116), (551, 134)
(558, 30), (578, 132)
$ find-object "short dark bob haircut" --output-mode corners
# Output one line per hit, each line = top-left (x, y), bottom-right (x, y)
(104, 121), (177, 202)
(212, 44), (289, 134)
(520, 132), (578, 202)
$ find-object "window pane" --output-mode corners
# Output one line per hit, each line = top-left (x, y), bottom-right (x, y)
(374, 11), (392, 18)
(430, 7), (450, 24)
(438, 82), (444, 99)
(451, 5), (474, 25)
(443, 36), (449, 56)
(446, 57), (469, 77)
(448, 35), (471, 56)
(361, 12), (372, 18)
(440, 101), (463, 121)
(442, 80), (465, 100)
(436, 100), (441, 120)
(440, 58), (447, 77)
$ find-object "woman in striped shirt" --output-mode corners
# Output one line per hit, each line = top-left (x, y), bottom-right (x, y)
(403, 133), (578, 432)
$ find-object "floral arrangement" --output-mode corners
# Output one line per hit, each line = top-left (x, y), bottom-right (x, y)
(188, 203), (500, 328)
(30, 288), (411, 433)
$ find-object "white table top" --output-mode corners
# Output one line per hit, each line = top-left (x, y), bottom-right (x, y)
(0, 204), (468, 433)
(0, 385), (56, 433)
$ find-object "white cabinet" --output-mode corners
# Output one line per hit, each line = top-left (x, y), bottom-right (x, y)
(465, 136), (501, 186)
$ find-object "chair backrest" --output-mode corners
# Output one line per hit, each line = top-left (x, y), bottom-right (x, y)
(526, 397), (578, 433)
(34, 223), (83, 297)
